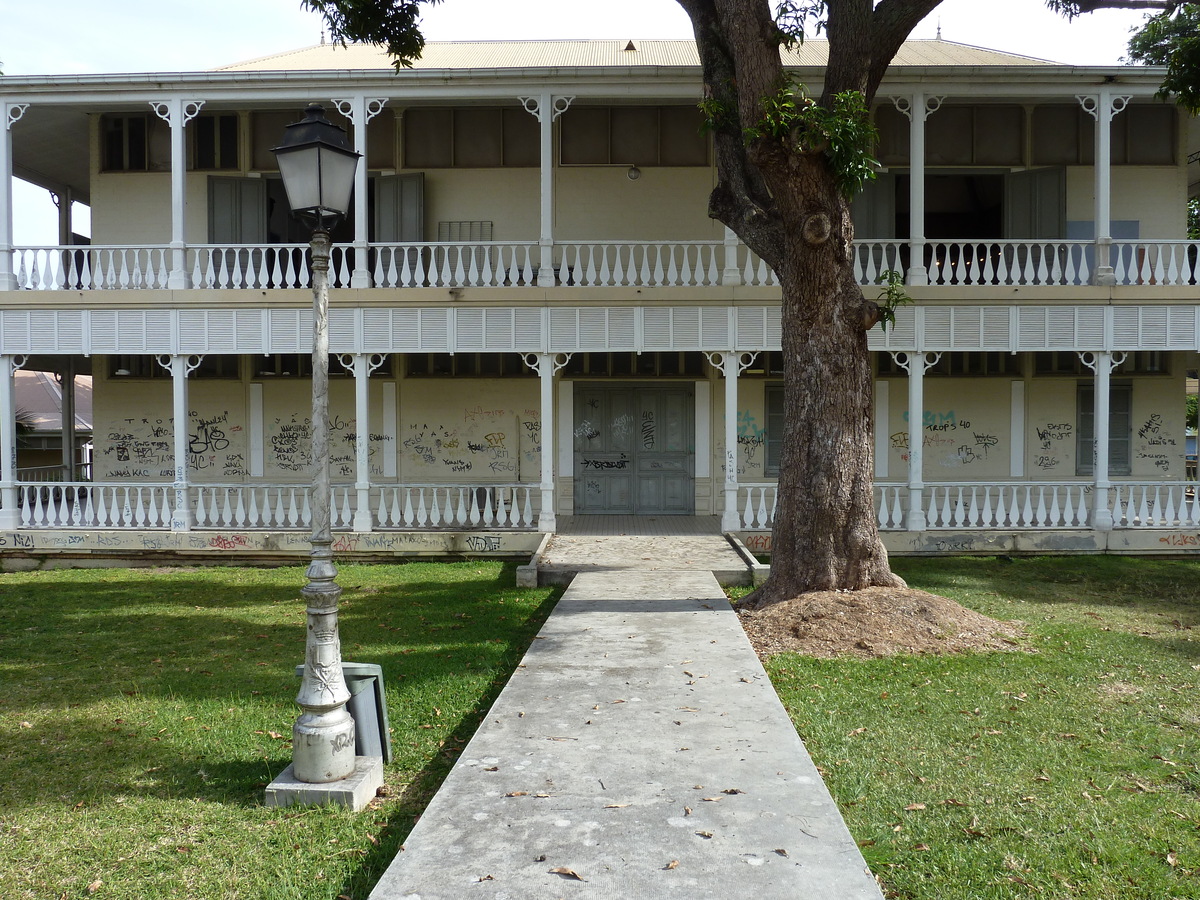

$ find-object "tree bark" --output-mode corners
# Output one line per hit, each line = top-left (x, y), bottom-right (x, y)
(738, 154), (904, 610)
(678, 0), (917, 607)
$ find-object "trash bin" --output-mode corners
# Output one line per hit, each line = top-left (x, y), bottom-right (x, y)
(294, 661), (392, 763)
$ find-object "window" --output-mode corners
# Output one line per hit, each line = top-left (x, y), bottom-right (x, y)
(1035, 352), (1170, 377)
(255, 354), (387, 378)
(405, 353), (532, 377)
(108, 355), (239, 379)
(876, 352), (1020, 377)
(560, 353), (705, 377)
(559, 106), (709, 167)
(765, 385), (784, 476)
(402, 107), (538, 168)
(191, 114), (239, 170)
(101, 114), (170, 171)
(1032, 104), (1176, 166)
(1077, 382), (1132, 476)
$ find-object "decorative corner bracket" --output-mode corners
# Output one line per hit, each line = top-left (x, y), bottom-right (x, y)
(6, 103), (29, 130)
(150, 100), (205, 126)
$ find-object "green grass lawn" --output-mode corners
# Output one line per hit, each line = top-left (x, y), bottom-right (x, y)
(5, 557), (1199, 899)
(0, 562), (561, 900)
(763, 556), (1200, 900)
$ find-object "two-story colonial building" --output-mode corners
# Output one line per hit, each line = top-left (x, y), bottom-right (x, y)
(1, 38), (1197, 564)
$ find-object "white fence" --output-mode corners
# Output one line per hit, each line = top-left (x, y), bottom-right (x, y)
(13, 482), (540, 531)
(14, 239), (1200, 292)
(924, 483), (1091, 529)
(1111, 482), (1200, 528)
(737, 481), (1100, 531)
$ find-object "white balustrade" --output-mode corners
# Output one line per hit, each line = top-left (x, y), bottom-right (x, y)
(737, 483), (906, 530)
(736, 484), (777, 529)
(1111, 482), (1200, 528)
(1112, 242), (1200, 286)
(17, 240), (1200, 291)
(375, 485), (538, 529)
(556, 242), (720, 287)
(17, 482), (174, 528)
(925, 482), (1091, 529)
(14, 246), (172, 290)
(925, 241), (1092, 286)
(371, 243), (539, 288)
(875, 483), (906, 529)
(854, 241), (906, 286)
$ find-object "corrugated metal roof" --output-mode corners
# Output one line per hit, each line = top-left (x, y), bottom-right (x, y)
(217, 38), (1055, 73)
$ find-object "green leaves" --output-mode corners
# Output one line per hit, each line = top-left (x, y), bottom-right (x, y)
(747, 77), (880, 199)
(874, 269), (910, 332)
(302, 0), (442, 69)
(1127, 3), (1200, 112)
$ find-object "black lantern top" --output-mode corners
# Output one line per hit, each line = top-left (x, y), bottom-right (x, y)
(271, 104), (361, 232)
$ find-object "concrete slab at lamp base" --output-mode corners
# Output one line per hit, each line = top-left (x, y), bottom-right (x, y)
(264, 757), (384, 811)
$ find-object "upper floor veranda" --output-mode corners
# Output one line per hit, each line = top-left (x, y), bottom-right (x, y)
(1, 38), (1197, 301)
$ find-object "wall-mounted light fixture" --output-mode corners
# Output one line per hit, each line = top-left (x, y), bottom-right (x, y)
(626, 165), (641, 181)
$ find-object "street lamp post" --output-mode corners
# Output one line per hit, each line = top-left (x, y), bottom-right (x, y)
(264, 105), (381, 808)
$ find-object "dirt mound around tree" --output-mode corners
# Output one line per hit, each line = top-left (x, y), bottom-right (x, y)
(737, 586), (1023, 660)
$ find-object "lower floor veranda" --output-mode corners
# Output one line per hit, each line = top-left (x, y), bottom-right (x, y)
(3, 319), (1197, 558)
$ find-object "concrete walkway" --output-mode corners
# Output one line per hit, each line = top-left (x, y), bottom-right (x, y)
(368, 570), (882, 899)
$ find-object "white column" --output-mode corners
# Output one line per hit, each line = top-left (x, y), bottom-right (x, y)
(348, 353), (378, 532)
(163, 355), (195, 531)
(900, 351), (936, 531)
(874, 380), (889, 479)
(893, 94), (940, 287)
(527, 353), (566, 532)
(151, 99), (204, 290)
(0, 103), (29, 291)
(61, 359), (78, 480)
(721, 227), (743, 285)
(524, 353), (570, 531)
(55, 189), (75, 246)
(1078, 91), (1129, 286)
(333, 97), (386, 288)
(522, 94), (572, 287)
(720, 353), (741, 531)
(0, 355), (20, 528)
(1082, 350), (1122, 531)
(1010, 380), (1025, 478)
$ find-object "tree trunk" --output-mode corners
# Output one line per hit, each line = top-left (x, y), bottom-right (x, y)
(738, 161), (904, 610)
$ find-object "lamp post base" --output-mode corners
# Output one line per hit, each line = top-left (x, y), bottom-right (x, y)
(264, 756), (383, 811)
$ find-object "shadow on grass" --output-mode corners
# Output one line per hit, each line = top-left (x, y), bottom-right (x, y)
(1, 563), (563, 812)
(894, 555), (1200, 623)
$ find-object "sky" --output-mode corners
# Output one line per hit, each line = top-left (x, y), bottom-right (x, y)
(3, 0), (1154, 244)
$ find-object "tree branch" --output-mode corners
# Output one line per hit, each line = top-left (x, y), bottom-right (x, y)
(678, 0), (786, 268)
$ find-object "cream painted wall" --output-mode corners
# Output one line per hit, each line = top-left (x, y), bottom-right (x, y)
(1025, 379), (1078, 477)
(90, 172), (212, 245)
(259, 379), (392, 481)
(1065, 167), (1187, 238)
(411, 169), (540, 241)
(1130, 373), (1188, 477)
(398, 378), (540, 482)
(556, 168), (719, 241)
(885, 378), (1014, 478)
(93, 374), (248, 482)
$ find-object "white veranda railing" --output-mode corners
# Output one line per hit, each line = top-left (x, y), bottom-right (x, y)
(13, 482), (540, 530)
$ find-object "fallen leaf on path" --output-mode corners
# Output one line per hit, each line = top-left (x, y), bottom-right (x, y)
(505, 791), (528, 797)
(604, 803), (630, 808)
(904, 803), (926, 811)
(774, 848), (789, 857)
(664, 860), (679, 870)
(695, 831), (713, 839)
(721, 788), (744, 795)
(549, 867), (585, 881)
